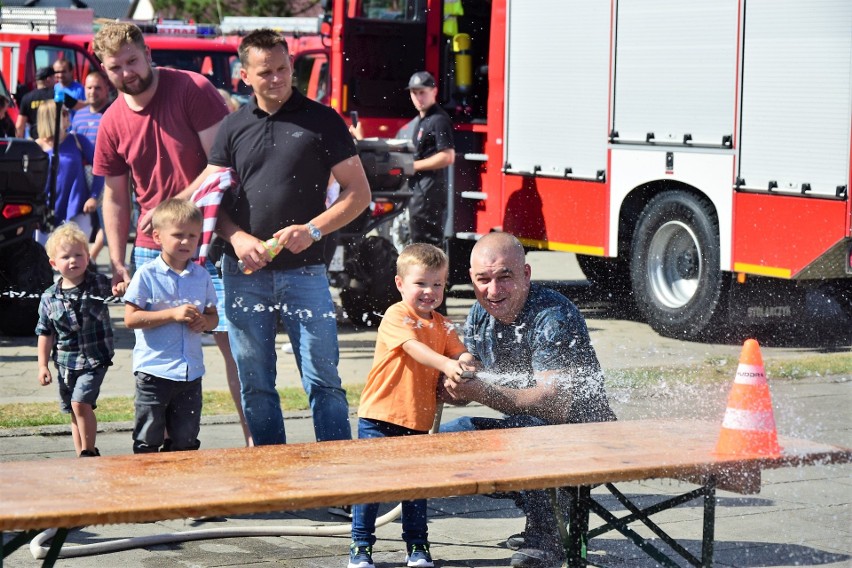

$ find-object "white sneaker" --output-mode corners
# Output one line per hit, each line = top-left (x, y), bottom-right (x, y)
(281, 342), (294, 354)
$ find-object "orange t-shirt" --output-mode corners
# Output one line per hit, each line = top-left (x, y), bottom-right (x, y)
(358, 302), (467, 431)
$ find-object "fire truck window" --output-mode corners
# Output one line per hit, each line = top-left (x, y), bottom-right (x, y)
(360, 0), (426, 21)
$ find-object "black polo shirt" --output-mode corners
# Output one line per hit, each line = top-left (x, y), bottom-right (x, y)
(19, 87), (55, 139)
(210, 89), (357, 271)
(401, 103), (454, 193)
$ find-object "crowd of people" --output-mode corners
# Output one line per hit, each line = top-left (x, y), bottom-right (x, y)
(30, 24), (616, 568)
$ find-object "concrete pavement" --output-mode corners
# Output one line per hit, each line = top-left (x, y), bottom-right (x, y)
(1, 251), (850, 567)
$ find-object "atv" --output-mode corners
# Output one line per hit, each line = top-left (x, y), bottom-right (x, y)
(327, 138), (415, 328)
(0, 137), (53, 336)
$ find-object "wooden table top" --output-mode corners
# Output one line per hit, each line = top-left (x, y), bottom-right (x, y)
(1, 419), (849, 531)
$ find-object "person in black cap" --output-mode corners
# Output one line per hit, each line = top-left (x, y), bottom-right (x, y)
(16, 67), (57, 139)
(399, 70), (455, 251)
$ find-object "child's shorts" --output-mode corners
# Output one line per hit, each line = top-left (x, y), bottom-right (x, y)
(57, 365), (108, 413)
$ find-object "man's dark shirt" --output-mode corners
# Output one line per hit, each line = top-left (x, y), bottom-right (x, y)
(19, 87), (55, 139)
(209, 88), (357, 271)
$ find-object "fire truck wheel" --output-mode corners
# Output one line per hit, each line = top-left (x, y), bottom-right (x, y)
(340, 236), (399, 329)
(630, 191), (726, 340)
(0, 239), (53, 336)
(575, 255), (631, 296)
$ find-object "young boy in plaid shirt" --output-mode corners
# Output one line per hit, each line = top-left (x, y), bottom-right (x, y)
(36, 223), (114, 457)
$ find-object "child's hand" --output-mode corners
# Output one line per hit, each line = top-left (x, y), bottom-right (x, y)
(174, 304), (205, 332)
(38, 365), (52, 386)
(442, 359), (470, 382)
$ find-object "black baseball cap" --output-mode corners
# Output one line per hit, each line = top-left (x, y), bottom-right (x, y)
(405, 71), (436, 90)
(36, 67), (53, 81)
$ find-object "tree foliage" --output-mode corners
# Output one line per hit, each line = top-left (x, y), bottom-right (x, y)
(151, 0), (323, 23)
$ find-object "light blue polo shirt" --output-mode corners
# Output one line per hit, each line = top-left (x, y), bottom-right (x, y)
(124, 256), (217, 382)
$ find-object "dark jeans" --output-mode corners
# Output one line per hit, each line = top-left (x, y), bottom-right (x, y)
(408, 180), (447, 247)
(132, 372), (202, 453)
(351, 418), (429, 547)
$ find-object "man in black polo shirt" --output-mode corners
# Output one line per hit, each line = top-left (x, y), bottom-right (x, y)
(193, 29), (370, 448)
(400, 71), (456, 247)
(15, 67), (56, 139)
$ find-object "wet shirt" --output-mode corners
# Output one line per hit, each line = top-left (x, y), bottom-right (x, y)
(209, 88), (357, 271)
(359, 302), (467, 431)
(124, 255), (217, 382)
(36, 271), (115, 371)
(463, 283), (615, 424)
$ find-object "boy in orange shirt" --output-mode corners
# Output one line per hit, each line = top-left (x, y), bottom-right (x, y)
(348, 243), (475, 568)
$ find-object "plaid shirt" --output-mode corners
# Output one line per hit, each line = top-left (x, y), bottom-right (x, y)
(35, 271), (115, 371)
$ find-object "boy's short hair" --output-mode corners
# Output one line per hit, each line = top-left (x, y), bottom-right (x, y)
(44, 223), (89, 259)
(151, 198), (203, 230)
(397, 243), (448, 277)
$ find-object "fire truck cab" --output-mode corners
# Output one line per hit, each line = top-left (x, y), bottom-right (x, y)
(330, 0), (852, 340)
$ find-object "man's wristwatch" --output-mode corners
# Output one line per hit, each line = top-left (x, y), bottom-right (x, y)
(305, 222), (322, 242)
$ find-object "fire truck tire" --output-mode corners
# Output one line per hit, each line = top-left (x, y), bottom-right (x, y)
(575, 255), (631, 296)
(629, 191), (726, 340)
(340, 236), (399, 329)
(0, 239), (53, 336)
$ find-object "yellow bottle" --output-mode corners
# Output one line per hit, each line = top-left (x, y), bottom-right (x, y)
(237, 238), (284, 275)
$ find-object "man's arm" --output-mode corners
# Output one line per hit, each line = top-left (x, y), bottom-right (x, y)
(14, 115), (27, 138)
(414, 148), (455, 172)
(444, 369), (570, 424)
(102, 173), (132, 295)
(272, 154), (371, 256)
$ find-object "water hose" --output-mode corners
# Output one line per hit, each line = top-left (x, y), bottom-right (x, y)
(29, 406), (447, 560)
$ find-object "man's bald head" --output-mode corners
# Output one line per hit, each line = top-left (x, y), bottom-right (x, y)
(470, 232), (526, 268)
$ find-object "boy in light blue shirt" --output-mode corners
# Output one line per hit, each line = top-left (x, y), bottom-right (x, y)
(124, 198), (218, 453)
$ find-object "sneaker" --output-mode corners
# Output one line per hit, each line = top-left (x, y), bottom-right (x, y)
(347, 544), (374, 568)
(328, 504), (352, 518)
(506, 531), (525, 550)
(79, 448), (100, 457)
(405, 543), (434, 568)
(509, 546), (562, 568)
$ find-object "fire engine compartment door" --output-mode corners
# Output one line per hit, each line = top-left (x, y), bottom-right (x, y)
(504, 0), (610, 180)
(738, 0), (851, 198)
(342, 15), (425, 120)
(612, 0), (738, 147)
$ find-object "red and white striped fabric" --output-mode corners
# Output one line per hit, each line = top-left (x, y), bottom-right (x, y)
(190, 167), (239, 266)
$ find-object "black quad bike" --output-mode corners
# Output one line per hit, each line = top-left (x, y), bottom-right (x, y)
(0, 137), (53, 336)
(327, 138), (415, 328)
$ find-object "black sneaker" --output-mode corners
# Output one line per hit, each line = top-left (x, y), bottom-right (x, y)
(506, 531), (525, 550)
(347, 543), (374, 568)
(405, 542), (434, 567)
(509, 546), (562, 568)
(328, 504), (352, 518)
(79, 448), (100, 457)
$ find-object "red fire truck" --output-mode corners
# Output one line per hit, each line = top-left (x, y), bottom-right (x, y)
(328, 0), (852, 339)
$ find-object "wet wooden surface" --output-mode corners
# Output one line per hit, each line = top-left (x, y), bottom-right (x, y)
(1, 419), (850, 531)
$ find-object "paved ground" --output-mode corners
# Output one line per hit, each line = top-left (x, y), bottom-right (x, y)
(1, 251), (850, 567)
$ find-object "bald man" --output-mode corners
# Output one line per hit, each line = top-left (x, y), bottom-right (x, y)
(441, 232), (615, 568)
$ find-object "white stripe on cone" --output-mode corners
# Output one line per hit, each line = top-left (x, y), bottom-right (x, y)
(721, 408), (776, 432)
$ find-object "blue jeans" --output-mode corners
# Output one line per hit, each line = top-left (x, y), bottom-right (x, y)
(351, 418), (428, 547)
(222, 256), (351, 446)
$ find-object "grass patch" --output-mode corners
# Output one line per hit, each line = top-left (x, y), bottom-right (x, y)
(1, 351), (848, 429)
(0, 384), (365, 429)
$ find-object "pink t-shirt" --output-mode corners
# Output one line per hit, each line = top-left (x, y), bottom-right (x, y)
(93, 68), (229, 249)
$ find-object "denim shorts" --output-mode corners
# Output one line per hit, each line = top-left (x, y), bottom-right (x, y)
(57, 365), (107, 413)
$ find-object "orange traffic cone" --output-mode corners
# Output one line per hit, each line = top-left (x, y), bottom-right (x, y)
(715, 339), (782, 456)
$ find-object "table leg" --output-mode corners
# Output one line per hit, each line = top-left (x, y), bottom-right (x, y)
(701, 476), (716, 567)
(564, 486), (591, 567)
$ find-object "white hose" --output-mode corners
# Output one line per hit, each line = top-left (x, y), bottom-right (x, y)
(30, 405), (446, 559)
(30, 505), (401, 559)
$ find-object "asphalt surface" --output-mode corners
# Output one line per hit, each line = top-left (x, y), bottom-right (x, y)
(1, 251), (850, 567)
